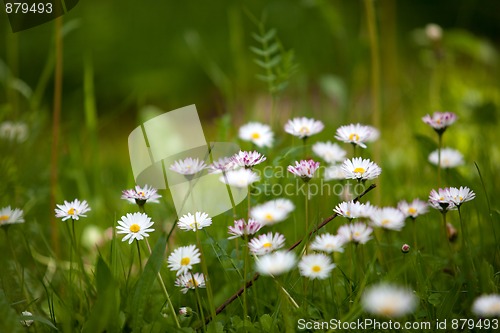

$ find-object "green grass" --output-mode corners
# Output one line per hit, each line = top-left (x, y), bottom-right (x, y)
(1, 2), (500, 332)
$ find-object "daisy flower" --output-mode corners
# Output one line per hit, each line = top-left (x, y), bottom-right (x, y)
(446, 186), (475, 207)
(219, 168), (260, 188)
(312, 141), (346, 164)
(287, 159), (320, 181)
(298, 253), (336, 280)
(228, 218), (263, 239)
(272, 198), (295, 214)
(338, 222), (373, 244)
(370, 207), (406, 231)
(177, 212), (212, 232)
(55, 199), (91, 221)
(324, 164), (346, 181)
(255, 251), (296, 276)
(0, 206), (24, 226)
(250, 201), (289, 226)
(365, 125), (380, 142)
(249, 232), (286, 256)
(428, 188), (456, 211)
(428, 148), (464, 168)
(310, 233), (346, 253)
(334, 123), (373, 148)
(170, 157), (207, 176)
(472, 294), (500, 317)
(422, 111), (457, 133)
(239, 122), (274, 148)
(334, 200), (374, 219)
(121, 184), (161, 205)
(174, 272), (206, 294)
(397, 199), (429, 219)
(116, 212), (155, 244)
(208, 156), (237, 174)
(341, 157), (382, 181)
(167, 245), (201, 276)
(231, 150), (266, 168)
(284, 117), (324, 139)
(362, 284), (417, 318)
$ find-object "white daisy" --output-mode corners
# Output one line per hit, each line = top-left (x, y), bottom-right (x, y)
(208, 156), (237, 174)
(177, 212), (212, 232)
(167, 245), (201, 276)
(219, 168), (260, 188)
(116, 212), (155, 244)
(309, 233), (346, 253)
(324, 164), (346, 181)
(121, 184), (161, 205)
(362, 284), (417, 318)
(341, 157), (382, 181)
(0, 206), (24, 226)
(334, 123), (373, 148)
(272, 198), (295, 214)
(334, 200), (374, 219)
(446, 186), (475, 207)
(170, 157), (207, 176)
(472, 294), (500, 317)
(428, 148), (464, 168)
(365, 125), (380, 142)
(55, 199), (91, 221)
(338, 222), (373, 244)
(428, 188), (456, 211)
(298, 253), (336, 280)
(370, 207), (406, 231)
(250, 201), (289, 226)
(287, 159), (320, 180)
(239, 122), (274, 148)
(397, 199), (429, 219)
(231, 150), (266, 168)
(249, 232), (286, 256)
(284, 117), (324, 139)
(312, 141), (347, 164)
(20, 311), (34, 327)
(228, 218), (263, 239)
(422, 111), (457, 132)
(255, 251), (296, 276)
(174, 272), (206, 294)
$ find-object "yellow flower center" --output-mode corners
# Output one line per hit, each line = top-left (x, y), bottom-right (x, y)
(312, 265), (322, 273)
(349, 133), (359, 141)
(381, 219), (390, 225)
(187, 278), (199, 288)
(408, 208), (417, 214)
(379, 304), (398, 317)
(354, 232), (360, 237)
(181, 257), (191, 266)
(129, 224), (141, 233)
(264, 213), (273, 221)
(459, 196), (463, 201)
(0, 215), (8, 222)
(353, 167), (365, 174)
(299, 126), (310, 135)
(263, 242), (272, 248)
(251, 132), (260, 139)
(138, 191), (145, 197)
(68, 208), (76, 215)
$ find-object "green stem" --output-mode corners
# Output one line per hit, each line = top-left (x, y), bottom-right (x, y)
(195, 229), (217, 329)
(243, 234), (249, 323)
(192, 271), (207, 333)
(144, 238), (180, 328)
(136, 239), (143, 274)
(437, 133), (442, 187)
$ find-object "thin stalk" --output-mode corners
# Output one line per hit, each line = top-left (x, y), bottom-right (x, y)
(135, 240), (143, 274)
(412, 218), (418, 249)
(305, 182), (309, 245)
(192, 271), (207, 333)
(437, 133), (443, 187)
(242, 234), (249, 323)
(364, 0), (381, 204)
(195, 229), (217, 328)
(144, 238), (180, 328)
(441, 211), (452, 261)
(49, 16), (63, 258)
(458, 206), (477, 290)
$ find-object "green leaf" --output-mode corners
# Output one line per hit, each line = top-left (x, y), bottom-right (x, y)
(259, 314), (274, 332)
(19, 314), (58, 330)
(130, 236), (168, 332)
(0, 290), (23, 333)
(82, 257), (121, 333)
(255, 74), (276, 82)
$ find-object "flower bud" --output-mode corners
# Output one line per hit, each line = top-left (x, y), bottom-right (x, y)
(401, 244), (410, 253)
